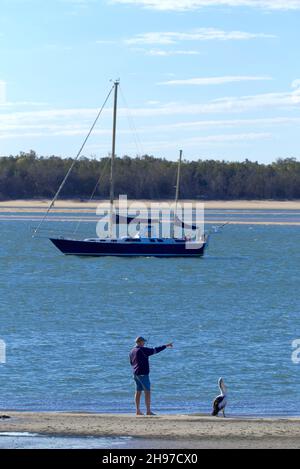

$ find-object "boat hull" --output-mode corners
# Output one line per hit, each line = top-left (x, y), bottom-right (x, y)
(49, 238), (206, 257)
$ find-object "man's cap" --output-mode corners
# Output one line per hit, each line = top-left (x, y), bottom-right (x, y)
(135, 336), (147, 343)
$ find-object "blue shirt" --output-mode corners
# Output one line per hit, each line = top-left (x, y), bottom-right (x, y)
(129, 345), (167, 375)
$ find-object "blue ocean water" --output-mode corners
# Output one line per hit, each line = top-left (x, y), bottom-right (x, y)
(0, 214), (299, 416)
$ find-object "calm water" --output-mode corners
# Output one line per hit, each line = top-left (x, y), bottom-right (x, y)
(0, 214), (299, 416)
(0, 433), (131, 449)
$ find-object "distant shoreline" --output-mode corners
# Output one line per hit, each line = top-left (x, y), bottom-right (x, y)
(1, 412), (300, 449)
(1, 199), (300, 210)
(1, 199), (300, 225)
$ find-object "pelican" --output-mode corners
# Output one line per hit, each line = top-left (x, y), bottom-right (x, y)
(212, 378), (227, 418)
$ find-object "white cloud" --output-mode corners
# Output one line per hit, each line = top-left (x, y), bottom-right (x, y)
(96, 39), (118, 45)
(2, 114), (299, 142)
(111, 27), (275, 58)
(207, 90), (300, 113)
(111, 0), (300, 11)
(292, 79), (300, 89)
(0, 83), (299, 141)
(139, 132), (272, 153)
(187, 132), (272, 143)
(139, 116), (300, 133)
(0, 81), (7, 105)
(146, 100), (161, 105)
(0, 82), (49, 108)
(62, 0), (95, 3)
(0, 101), (48, 108)
(60, 0), (97, 10)
(124, 88), (300, 116)
(125, 29), (275, 46)
(159, 76), (272, 85)
(147, 49), (200, 56)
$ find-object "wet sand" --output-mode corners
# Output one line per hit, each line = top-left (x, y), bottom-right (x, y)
(1, 413), (300, 449)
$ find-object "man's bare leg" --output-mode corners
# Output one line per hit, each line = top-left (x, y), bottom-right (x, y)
(145, 391), (155, 415)
(135, 391), (143, 415)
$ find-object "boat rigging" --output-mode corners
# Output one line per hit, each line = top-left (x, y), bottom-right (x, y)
(34, 80), (208, 257)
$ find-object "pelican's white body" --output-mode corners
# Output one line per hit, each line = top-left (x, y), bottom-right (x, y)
(212, 378), (227, 417)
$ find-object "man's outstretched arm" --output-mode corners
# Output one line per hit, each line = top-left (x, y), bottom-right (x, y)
(144, 343), (173, 356)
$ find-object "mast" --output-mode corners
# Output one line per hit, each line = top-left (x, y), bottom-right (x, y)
(110, 80), (119, 238)
(175, 149), (183, 215)
(172, 149), (183, 238)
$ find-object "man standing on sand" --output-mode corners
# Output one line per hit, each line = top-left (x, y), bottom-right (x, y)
(129, 336), (173, 416)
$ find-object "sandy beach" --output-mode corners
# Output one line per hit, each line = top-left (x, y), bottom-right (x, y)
(0, 199), (300, 210)
(1, 413), (300, 449)
(0, 199), (299, 225)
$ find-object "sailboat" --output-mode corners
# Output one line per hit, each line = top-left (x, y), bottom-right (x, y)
(37, 80), (208, 257)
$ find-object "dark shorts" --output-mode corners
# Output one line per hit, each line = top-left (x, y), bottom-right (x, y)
(134, 374), (151, 392)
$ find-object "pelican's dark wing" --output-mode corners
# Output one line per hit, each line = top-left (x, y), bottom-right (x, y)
(212, 396), (226, 416)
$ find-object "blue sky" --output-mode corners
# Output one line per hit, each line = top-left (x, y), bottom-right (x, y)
(1, 0), (300, 162)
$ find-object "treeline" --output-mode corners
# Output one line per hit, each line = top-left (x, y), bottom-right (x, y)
(0, 151), (299, 200)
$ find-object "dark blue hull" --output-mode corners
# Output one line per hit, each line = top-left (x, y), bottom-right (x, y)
(49, 238), (206, 257)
